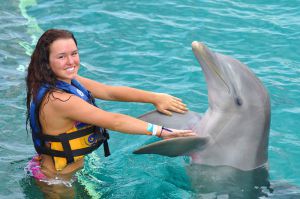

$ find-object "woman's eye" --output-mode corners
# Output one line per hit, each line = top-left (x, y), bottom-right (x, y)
(72, 51), (78, 56)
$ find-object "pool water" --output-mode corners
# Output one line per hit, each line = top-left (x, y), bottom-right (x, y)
(0, 0), (299, 198)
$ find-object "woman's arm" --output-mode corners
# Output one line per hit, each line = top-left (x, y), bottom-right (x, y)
(76, 75), (188, 115)
(49, 92), (195, 139)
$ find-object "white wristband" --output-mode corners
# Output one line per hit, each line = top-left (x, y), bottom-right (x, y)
(147, 123), (158, 136)
(152, 125), (158, 136)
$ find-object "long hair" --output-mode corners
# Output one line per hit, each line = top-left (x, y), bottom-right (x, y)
(25, 29), (77, 131)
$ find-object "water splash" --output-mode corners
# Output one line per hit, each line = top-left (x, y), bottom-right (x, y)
(17, 0), (43, 72)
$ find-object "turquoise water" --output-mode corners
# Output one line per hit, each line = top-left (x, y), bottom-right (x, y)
(0, 0), (299, 198)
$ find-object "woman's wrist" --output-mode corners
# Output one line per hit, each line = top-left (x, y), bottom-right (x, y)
(146, 123), (159, 136)
(147, 123), (165, 137)
(146, 123), (174, 138)
(149, 92), (160, 106)
(156, 126), (163, 137)
(157, 126), (173, 138)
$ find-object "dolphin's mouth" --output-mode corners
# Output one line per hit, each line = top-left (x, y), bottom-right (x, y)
(192, 41), (231, 94)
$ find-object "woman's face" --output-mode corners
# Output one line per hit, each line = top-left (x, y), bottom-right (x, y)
(49, 38), (80, 83)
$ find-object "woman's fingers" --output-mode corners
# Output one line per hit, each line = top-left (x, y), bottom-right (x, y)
(171, 101), (188, 111)
(160, 129), (196, 139)
(168, 103), (188, 114)
(160, 109), (173, 116)
(154, 93), (188, 115)
(172, 96), (182, 102)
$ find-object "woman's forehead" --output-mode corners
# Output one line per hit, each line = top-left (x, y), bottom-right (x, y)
(50, 38), (77, 53)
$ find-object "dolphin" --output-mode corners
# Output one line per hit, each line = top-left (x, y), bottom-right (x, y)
(134, 41), (271, 171)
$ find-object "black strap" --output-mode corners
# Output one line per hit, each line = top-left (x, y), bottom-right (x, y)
(102, 129), (110, 157)
(39, 126), (95, 142)
(58, 133), (75, 164)
(36, 147), (69, 157)
(95, 127), (110, 157)
(72, 142), (102, 156)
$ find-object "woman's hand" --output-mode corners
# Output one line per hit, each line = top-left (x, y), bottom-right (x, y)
(153, 93), (188, 115)
(157, 126), (196, 139)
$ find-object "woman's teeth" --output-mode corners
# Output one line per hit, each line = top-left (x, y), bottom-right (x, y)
(66, 66), (75, 71)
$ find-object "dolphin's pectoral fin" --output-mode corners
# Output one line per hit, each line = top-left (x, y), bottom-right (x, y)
(138, 110), (202, 130)
(133, 137), (209, 157)
(134, 110), (204, 157)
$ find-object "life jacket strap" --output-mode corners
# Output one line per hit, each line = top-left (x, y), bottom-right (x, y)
(58, 133), (74, 163)
(96, 128), (111, 157)
(40, 126), (95, 142)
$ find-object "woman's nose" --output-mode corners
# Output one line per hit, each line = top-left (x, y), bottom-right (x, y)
(67, 55), (74, 64)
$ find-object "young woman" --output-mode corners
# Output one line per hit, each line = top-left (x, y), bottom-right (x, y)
(25, 29), (194, 193)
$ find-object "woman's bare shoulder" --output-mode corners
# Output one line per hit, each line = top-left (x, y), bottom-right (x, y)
(41, 90), (79, 110)
(46, 90), (73, 102)
(43, 89), (96, 112)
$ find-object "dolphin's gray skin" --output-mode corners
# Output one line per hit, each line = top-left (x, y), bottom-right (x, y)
(134, 41), (271, 171)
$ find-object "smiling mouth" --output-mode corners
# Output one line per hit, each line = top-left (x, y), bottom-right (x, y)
(65, 66), (75, 71)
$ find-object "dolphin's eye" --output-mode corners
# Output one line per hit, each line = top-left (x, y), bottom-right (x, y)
(235, 97), (243, 106)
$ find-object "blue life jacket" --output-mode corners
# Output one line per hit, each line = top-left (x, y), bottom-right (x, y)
(29, 79), (110, 165)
